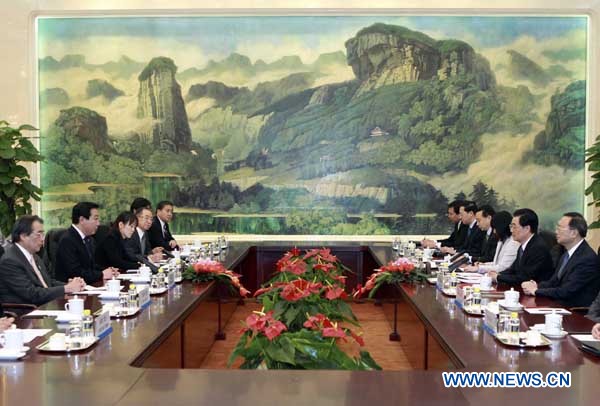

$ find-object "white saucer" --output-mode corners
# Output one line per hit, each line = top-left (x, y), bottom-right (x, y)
(498, 299), (524, 311)
(531, 325), (568, 338)
(0, 348), (27, 361)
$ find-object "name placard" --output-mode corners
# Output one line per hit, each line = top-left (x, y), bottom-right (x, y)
(94, 310), (112, 339)
(138, 286), (151, 308)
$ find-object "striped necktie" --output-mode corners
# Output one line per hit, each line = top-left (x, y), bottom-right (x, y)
(29, 257), (48, 288)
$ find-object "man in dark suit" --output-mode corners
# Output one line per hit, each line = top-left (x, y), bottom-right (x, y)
(124, 207), (163, 263)
(491, 208), (553, 286)
(0, 215), (84, 306)
(522, 213), (600, 308)
(55, 202), (118, 284)
(473, 205), (498, 263)
(422, 200), (467, 250)
(149, 200), (179, 252)
(456, 201), (486, 257)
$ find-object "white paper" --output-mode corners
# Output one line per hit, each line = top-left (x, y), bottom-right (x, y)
(571, 334), (599, 342)
(84, 285), (106, 291)
(22, 329), (52, 343)
(24, 310), (65, 317)
(525, 308), (572, 315)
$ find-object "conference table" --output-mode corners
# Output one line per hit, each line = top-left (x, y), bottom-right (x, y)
(2, 242), (600, 406)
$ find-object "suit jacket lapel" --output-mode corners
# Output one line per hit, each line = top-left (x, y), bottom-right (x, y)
(558, 241), (586, 281)
(12, 245), (46, 287)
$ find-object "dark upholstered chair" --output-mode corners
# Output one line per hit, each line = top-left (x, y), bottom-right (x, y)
(42, 228), (68, 279)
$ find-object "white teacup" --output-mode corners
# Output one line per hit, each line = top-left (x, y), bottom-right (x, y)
(545, 312), (563, 334)
(0, 328), (24, 351)
(526, 329), (542, 345)
(423, 248), (434, 260)
(106, 279), (121, 293)
(479, 275), (493, 290)
(504, 288), (520, 305)
(139, 266), (151, 279)
(48, 333), (66, 350)
(64, 297), (84, 316)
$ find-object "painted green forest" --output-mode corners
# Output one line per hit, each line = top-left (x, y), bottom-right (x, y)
(37, 17), (587, 234)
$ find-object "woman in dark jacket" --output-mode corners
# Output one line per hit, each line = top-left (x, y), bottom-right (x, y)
(95, 212), (140, 271)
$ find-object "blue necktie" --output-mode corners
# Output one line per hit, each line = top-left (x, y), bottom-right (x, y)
(556, 252), (570, 279)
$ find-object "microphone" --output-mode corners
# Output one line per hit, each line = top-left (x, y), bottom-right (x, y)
(163, 250), (174, 259)
(450, 250), (466, 262)
(449, 255), (469, 271)
(135, 255), (159, 273)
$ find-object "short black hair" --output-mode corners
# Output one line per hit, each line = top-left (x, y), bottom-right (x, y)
(461, 201), (478, 214)
(135, 207), (152, 218)
(563, 212), (587, 238)
(130, 197), (152, 213)
(72, 202), (99, 224)
(513, 208), (539, 234)
(12, 215), (44, 243)
(491, 211), (512, 241)
(111, 211), (138, 232)
(477, 205), (495, 218)
(156, 200), (174, 211)
(448, 200), (464, 215)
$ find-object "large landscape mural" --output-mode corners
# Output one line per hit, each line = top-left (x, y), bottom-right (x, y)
(37, 16), (587, 235)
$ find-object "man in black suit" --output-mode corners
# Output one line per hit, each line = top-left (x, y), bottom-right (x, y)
(422, 200), (467, 250)
(0, 215), (84, 306)
(473, 205), (498, 263)
(149, 200), (179, 252)
(522, 213), (600, 308)
(55, 202), (118, 284)
(124, 207), (163, 263)
(442, 201), (486, 257)
(491, 208), (553, 286)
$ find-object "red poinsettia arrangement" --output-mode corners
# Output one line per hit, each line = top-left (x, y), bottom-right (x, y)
(183, 258), (250, 297)
(353, 257), (427, 299)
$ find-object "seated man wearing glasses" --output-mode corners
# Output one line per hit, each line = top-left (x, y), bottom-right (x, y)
(0, 215), (84, 306)
(123, 207), (164, 264)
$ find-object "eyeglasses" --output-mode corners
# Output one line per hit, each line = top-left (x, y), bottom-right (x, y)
(29, 230), (45, 238)
(509, 223), (521, 229)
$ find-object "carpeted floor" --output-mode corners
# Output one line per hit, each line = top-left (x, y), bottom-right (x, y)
(200, 301), (412, 370)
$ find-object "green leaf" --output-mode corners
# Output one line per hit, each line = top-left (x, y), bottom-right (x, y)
(357, 351), (382, 370)
(7, 165), (27, 178)
(0, 148), (15, 159)
(3, 183), (16, 197)
(0, 174), (12, 184)
(17, 124), (38, 132)
(264, 338), (296, 365)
